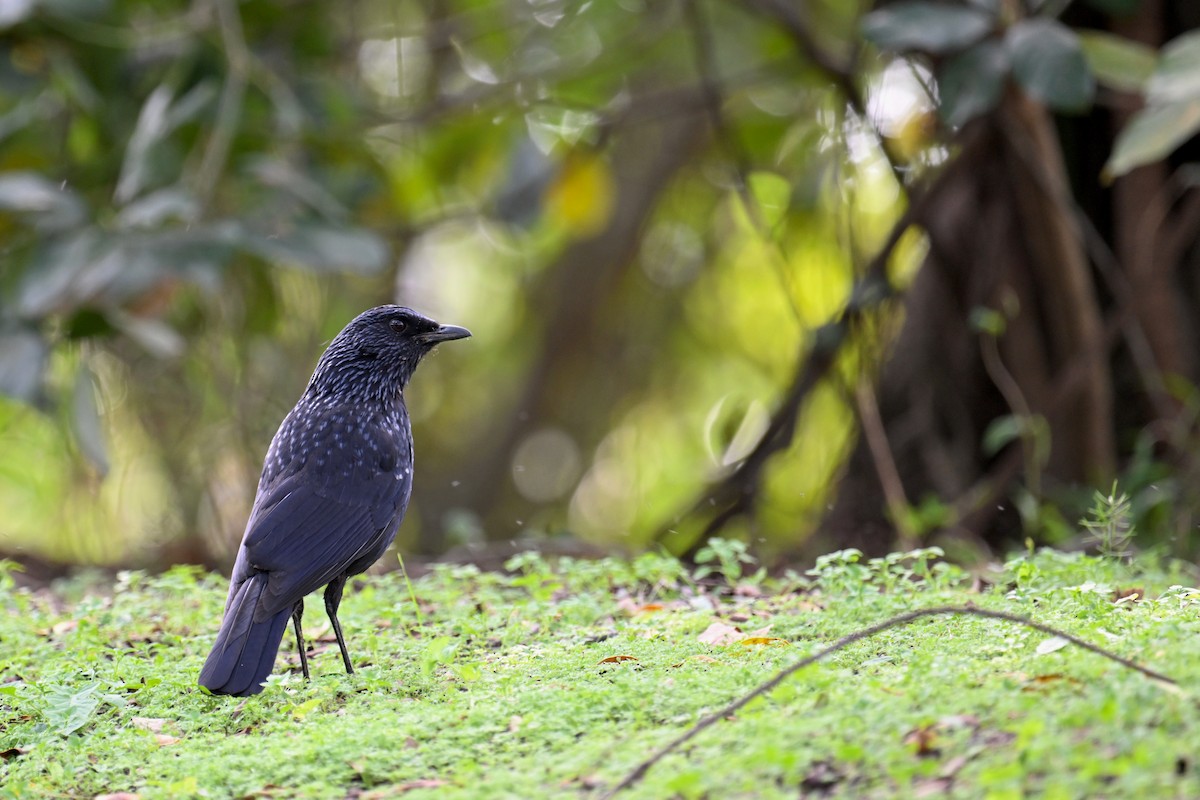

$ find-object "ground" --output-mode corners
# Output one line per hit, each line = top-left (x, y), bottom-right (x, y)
(2, 545), (1199, 799)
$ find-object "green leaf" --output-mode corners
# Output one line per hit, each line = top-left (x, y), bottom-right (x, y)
(938, 40), (1009, 127)
(1007, 19), (1095, 112)
(862, 2), (994, 55)
(1077, 31), (1158, 92)
(1104, 99), (1200, 179)
(1147, 30), (1200, 104)
(247, 225), (389, 274)
(43, 682), (102, 737)
(0, 172), (87, 231)
(72, 366), (108, 474)
(0, 0), (36, 29)
(982, 415), (1023, 456)
(0, 328), (48, 402)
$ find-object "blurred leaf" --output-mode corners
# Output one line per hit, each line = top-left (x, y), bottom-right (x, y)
(1146, 30), (1200, 104)
(861, 2), (994, 55)
(115, 82), (217, 204)
(0, 0), (36, 29)
(746, 171), (791, 231)
(543, 152), (615, 238)
(248, 159), (348, 221)
(722, 400), (769, 467)
(18, 225), (238, 316)
(109, 311), (186, 359)
(248, 225), (389, 273)
(0, 172), (87, 231)
(116, 188), (199, 229)
(1007, 19), (1095, 112)
(938, 40), (1009, 127)
(0, 328), (48, 402)
(1104, 100), (1200, 180)
(72, 365), (108, 474)
(1077, 31), (1157, 92)
(982, 415), (1022, 456)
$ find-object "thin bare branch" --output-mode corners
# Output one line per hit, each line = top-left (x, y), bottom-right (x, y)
(599, 604), (1176, 798)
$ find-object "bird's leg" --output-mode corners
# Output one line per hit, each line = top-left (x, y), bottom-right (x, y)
(292, 600), (309, 681)
(324, 576), (354, 674)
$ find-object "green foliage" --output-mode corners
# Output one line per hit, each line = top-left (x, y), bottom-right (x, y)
(1106, 29), (1200, 177)
(1082, 483), (1135, 561)
(4, 551), (1200, 797)
(692, 537), (764, 585)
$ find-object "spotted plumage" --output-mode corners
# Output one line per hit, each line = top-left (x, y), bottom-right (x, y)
(199, 305), (470, 696)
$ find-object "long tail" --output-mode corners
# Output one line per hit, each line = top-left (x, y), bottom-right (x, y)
(198, 572), (292, 696)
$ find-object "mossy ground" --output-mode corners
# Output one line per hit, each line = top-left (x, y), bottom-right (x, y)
(3, 546), (1200, 799)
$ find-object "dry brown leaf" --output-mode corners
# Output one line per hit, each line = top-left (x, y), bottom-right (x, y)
(154, 735), (180, 746)
(740, 636), (789, 646)
(913, 777), (954, 797)
(1113, 587), (1144, 603)
(597, 654), (638, 664)
(130, 717), (167, 733)
(697, 621), (742, 645)
(1020, 673), (1082, 692)
(903, 725), (940, 757)
(95, 794), (141, 800)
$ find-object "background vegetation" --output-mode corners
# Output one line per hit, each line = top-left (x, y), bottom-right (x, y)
(1, 0), (1199, 571)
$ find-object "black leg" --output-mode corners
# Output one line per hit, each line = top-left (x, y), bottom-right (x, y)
(292, 600), (309, 680)
(324, 576), (354, 674)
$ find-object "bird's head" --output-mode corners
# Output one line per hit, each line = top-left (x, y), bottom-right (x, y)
(306, 305), (471, 400)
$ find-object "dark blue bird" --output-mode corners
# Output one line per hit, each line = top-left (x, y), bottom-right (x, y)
(199, 305), (470, 696)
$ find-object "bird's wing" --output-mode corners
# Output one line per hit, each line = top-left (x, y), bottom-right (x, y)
(237, 407), (413, 620)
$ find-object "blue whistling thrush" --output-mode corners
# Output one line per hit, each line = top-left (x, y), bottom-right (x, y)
(199, 305), (470, 696)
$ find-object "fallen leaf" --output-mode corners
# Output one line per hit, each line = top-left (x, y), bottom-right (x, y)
(597, 655), (638, 664)
(508, 715), (523, 733)
(903, 725), (940, 757)
(913, 777), (954, 797)
(697, 621), (743, 646)
(1035, 636), (1069, 655)
(799, 760), (844, 792)
(0, 747), (28, 760)
(154, 734), (180, 746)
(130, 717), (167, 733)
(728, 612), (750, 623)
(740, 636), (789, 646)
(1016, 673), (1083, 693)
(1113, 587), (1143, 603)
(935, 715), (979, 730)
(636, 603), (665, 613)
(404, 737), (419, 750)
(734, 583), (762, 597)
(95, 794), (141, 800)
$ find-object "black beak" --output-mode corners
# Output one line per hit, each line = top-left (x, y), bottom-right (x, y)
(419, 324), (472, 344)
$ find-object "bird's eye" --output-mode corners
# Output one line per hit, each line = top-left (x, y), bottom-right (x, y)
(389, 318), (407, 333)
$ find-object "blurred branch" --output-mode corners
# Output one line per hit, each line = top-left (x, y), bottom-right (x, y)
(660, 127), (987, 555)
(854, 378), (916, 548)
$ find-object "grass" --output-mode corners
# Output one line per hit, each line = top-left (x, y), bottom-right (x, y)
(3, 544), (1200, 798)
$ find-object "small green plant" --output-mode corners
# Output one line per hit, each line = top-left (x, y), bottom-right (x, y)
(692, 538), (763, 586)
(806, 548), (869, 596)
(1082, 482), (1135, 561)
